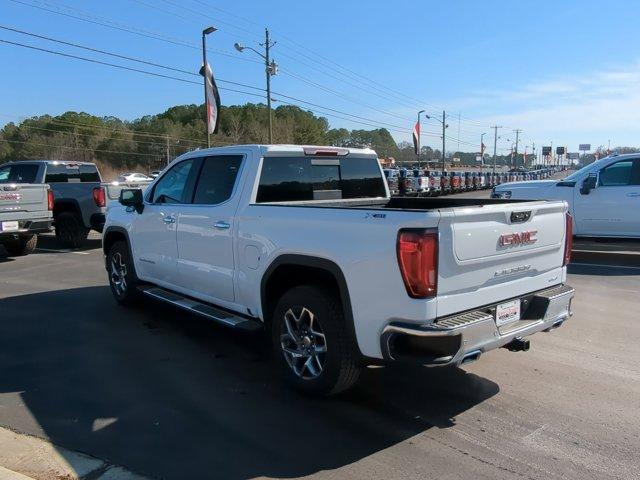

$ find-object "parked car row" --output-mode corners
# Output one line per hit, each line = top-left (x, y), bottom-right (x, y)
(383, 167), (563, 196)
(0, 160), (154, 256)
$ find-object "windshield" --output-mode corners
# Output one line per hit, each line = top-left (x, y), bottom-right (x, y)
(0, 163), (39, 184)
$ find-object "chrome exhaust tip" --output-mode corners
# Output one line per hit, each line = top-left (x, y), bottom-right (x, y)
(461, 350), (482, 365)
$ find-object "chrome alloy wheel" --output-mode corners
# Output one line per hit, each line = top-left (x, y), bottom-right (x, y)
(280, 307), (327, 380)
(110, 251), (128, 297)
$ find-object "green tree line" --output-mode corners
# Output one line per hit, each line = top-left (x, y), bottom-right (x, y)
(0, 103), (399, 175)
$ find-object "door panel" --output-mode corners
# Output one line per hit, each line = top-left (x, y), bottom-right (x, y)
(131, 158), (197, 284)
(176, 155), (243, 303)
(132, 205), (180, 283)
(574, 159), (640, 237)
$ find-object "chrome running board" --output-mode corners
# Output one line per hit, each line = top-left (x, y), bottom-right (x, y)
(139, 286), (262, 332)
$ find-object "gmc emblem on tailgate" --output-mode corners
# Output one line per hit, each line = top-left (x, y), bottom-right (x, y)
(499, 230), (538, 246)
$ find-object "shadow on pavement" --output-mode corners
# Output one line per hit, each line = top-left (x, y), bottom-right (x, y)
(568, 263), (640, 276)
(34, 233), (103, 253)
(0, 286), (499, 480)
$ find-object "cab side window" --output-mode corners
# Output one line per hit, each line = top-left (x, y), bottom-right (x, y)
(599, 160), (634, 186)
(151, 159), (195, 204)
(192, 155), (243, 205)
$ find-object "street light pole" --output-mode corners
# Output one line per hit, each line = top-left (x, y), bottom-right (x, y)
(202, 26), (216, 148)
(480, 132), (486, 171)
(441, 110), (446, 175)
(491, 125), (501, 175)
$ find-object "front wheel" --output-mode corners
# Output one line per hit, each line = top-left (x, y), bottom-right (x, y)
(107, 241), (139, 306)
(272, 285), (361, 395)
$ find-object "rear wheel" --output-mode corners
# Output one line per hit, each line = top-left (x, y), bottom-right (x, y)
(107, 241), (139, 306)
(55, 212), (90, 248)
(3, 234), (37, 256)
(272, 285), (361, 395)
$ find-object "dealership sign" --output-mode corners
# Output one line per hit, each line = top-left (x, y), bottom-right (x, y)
(579, 144), (591, 151)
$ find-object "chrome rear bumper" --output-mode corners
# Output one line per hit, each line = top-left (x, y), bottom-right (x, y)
(381, 284), (575, 365)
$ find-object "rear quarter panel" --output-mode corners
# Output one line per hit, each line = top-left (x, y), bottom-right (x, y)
(236, 204), (440, 358)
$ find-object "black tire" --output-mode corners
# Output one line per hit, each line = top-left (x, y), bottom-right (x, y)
(106, 241), (139, 306)
(271, 285), (361, 396)
(55, 212), (90, 248)
(3, 235), (37, 256)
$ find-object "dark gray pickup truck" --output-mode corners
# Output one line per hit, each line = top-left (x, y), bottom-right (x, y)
(0, 160), (150, 248)
(0, 162), (53, 255)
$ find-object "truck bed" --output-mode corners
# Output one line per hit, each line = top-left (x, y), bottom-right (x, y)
(262, 196), (534, 210)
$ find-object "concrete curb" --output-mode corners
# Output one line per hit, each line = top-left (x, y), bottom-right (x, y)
(0, 427), (151, 480)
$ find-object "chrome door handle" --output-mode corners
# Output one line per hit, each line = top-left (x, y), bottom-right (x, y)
(626, 192), (640, 197)
(213, 221), (230, 229)
(162, 215), (176, 224)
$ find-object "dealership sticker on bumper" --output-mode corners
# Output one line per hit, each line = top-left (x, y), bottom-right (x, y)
(0, 221), (19, 232)
(496, 299), (521, 326)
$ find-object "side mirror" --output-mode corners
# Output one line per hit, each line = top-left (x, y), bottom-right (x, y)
(580, 173), (598, 195)
(119, 188), (144, 212)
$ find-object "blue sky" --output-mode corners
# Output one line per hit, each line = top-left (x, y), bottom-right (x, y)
(1, 0), (639, 154)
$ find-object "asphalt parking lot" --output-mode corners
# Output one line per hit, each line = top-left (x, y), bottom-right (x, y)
(1, 233), (639, 480)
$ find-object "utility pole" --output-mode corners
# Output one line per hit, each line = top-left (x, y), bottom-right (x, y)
(416, 109), (425, 168)
(264, 28), (274, 143)
(513, 129), (522, 167)
(491, 125), (502, 175)
(165, 135), (171, 166)
(441, 110), (446, 175)
(234, 29), (277, 143)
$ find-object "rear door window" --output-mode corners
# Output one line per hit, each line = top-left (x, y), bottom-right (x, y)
(192, 155), (243, 205)
(0, 163), (39, 184)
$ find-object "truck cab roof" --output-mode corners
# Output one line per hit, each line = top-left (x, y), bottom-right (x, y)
(175, 144), (377, 162)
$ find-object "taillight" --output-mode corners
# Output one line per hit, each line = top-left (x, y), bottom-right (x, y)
(93, 186), (106, 207)
(563, 213), (573, 266)
(397, 230), (438, 298)
(47, 189), (54, 211)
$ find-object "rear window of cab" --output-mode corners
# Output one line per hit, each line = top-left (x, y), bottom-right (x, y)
(256, 156), (386, 203)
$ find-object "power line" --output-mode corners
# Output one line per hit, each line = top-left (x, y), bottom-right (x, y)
(6, 0), (262, 65)
(1, 138), (167, 157)
(3, 122), (200, 148)
(1, 114), (205, 144)
(0, 24), (266, 93)
(0, 35), (437, 137)
(9, 0), (506, 136)
(0, 30), (479, 149)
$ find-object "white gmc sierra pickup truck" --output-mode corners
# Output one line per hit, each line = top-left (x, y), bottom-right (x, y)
(103, 145), (575, 395)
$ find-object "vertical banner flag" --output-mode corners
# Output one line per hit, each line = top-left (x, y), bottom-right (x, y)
(480, 141), (486, 165)
(199, 63), (221, 134)
(412, 121), (420, 155)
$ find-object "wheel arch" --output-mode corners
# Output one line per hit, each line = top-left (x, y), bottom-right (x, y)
(102, 226), (136, 277)
(260, 254), (360, 355)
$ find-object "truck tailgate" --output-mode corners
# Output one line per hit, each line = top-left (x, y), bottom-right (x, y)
(436, 200), (568, 317)
(0, 184), (48, 220)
